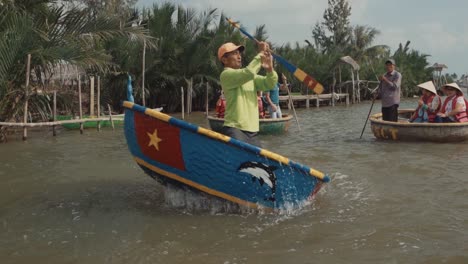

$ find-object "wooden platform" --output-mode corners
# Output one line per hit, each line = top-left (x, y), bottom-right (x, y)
(279, 93), (349, 108)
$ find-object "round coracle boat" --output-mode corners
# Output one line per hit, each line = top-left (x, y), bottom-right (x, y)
(207, 114), (293, 135)
(369, 109), (468, 142)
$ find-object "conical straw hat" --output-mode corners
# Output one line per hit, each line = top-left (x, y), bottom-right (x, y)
(442, 82), (463, 94)
(417, 81), (437, 94)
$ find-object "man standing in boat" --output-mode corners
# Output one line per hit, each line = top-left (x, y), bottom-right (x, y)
(217, 41), (278, 146)
(377, 59), (402, 122)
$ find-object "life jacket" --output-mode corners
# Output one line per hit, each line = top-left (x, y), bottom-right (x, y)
(261, 95), (270, 108)
(440, 95), (468, 122)
(412, 94), (441, 122)
(257, 96), (265, 118)
(215, 97), (226, 118)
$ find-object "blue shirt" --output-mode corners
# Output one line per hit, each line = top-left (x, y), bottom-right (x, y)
(269, 83), (280, 105)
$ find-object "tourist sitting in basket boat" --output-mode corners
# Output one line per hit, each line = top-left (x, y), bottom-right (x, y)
(435, 83), (468, 123)
(409, 81), (441, 123)
(215, 92), (226, 118)
(257, 91), (266, 119)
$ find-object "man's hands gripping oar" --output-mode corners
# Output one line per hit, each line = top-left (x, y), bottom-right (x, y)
(226, 18), (324, 95)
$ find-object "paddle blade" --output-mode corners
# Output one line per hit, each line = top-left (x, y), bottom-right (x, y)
(295, 69), (324, 95)
(274, 54), (324, 94)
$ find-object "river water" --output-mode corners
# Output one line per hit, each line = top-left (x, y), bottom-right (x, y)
(1, 99), (467, 264)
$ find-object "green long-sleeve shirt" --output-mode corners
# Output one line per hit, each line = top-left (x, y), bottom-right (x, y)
(220, 54), (278, 132)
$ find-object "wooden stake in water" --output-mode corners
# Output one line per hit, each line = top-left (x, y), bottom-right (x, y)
(90, 76), (95, 117)
(282, 74), (301, 131)
(107, 104), (114, 130)
(181, 86), (185, 120)
(78, 74), (83, 134)
(142, 40), (146, 106)
(97, 75), (101, 131)
(205, 82), (210, 116)
(23, 54), (31, 141)
(53, 90), (57, 136)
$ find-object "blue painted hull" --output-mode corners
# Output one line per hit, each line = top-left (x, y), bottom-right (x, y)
(123, 101), (329, 210)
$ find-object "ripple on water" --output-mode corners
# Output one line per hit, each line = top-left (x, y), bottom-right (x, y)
(2, 103), (468, 263)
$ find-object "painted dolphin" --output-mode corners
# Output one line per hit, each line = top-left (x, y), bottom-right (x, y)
(238, 161), (277, 201)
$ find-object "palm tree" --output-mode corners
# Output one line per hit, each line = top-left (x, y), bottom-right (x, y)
(346, 25), (388, 79)
(0, 0), (150, 140)
(392, 41), (432, 96)
(133, 4), (244, 112)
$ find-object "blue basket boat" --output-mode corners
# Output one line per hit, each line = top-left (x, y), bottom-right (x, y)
(123, 77), (330, 210)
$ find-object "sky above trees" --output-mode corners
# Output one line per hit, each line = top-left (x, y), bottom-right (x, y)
(138, 0), (468, 76)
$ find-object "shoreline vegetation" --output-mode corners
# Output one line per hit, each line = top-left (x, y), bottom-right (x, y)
(0, 0), (461, 142)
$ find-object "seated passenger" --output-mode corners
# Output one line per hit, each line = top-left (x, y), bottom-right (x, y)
(215, 93), (226, 118)
(257, 91), (265, 118)
(264, 74), (288, 119)
(435, 83), (468, 123)
(409, 81), (441, 123)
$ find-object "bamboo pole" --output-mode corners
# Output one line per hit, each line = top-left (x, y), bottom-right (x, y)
(351, 68), (355, 104)
(332, 68), (337, 107)
(90, 76), (95, 116)
(205, 81), (209, 116)
(107, 104), (114, 130)
(283, 75), (300, 131)
(331, 70), (335, 107)
(53, 90), (57, 136)
(181, 86), (185, 120)
(142, 39), (146, 106)
(59, 64), (63, 88)
(97, 75), (101, 131)
(78, 74), (83, 134)
(305, 80), (310, 108)
(23, 54), (31, 141)
(357, 71), (361, 103)
(186, 79), (192, 115)
(189, 82), (192, 114)
(339, 65), (342, 91)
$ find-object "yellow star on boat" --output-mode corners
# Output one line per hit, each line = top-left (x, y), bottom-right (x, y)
(147, 129), (163, 150)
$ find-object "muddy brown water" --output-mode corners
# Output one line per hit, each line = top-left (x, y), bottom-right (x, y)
(1, 99), (467, 263)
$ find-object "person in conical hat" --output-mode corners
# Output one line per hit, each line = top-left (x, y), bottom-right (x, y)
(435, 83), (468, 123)
(409, 81), (441, 123)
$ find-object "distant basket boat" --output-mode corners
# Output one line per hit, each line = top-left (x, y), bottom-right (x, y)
(56, 115), (123, 129)
(370, 109), (468, 142)
(122, 78), (329, 210)
(207, 114), (293, 135)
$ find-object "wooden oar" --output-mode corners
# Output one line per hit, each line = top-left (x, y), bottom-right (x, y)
(282, 74), (301, 131)
(226, 18), (324, 95)
(360, 83), (380, 139)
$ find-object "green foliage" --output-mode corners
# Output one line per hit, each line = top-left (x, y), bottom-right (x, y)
(0, 0), (455, 132)
(313, 0), (352, 52)
(308, 0), (434, 98)
(392, 41), (432, 96)
(0, 0), (149, 129)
